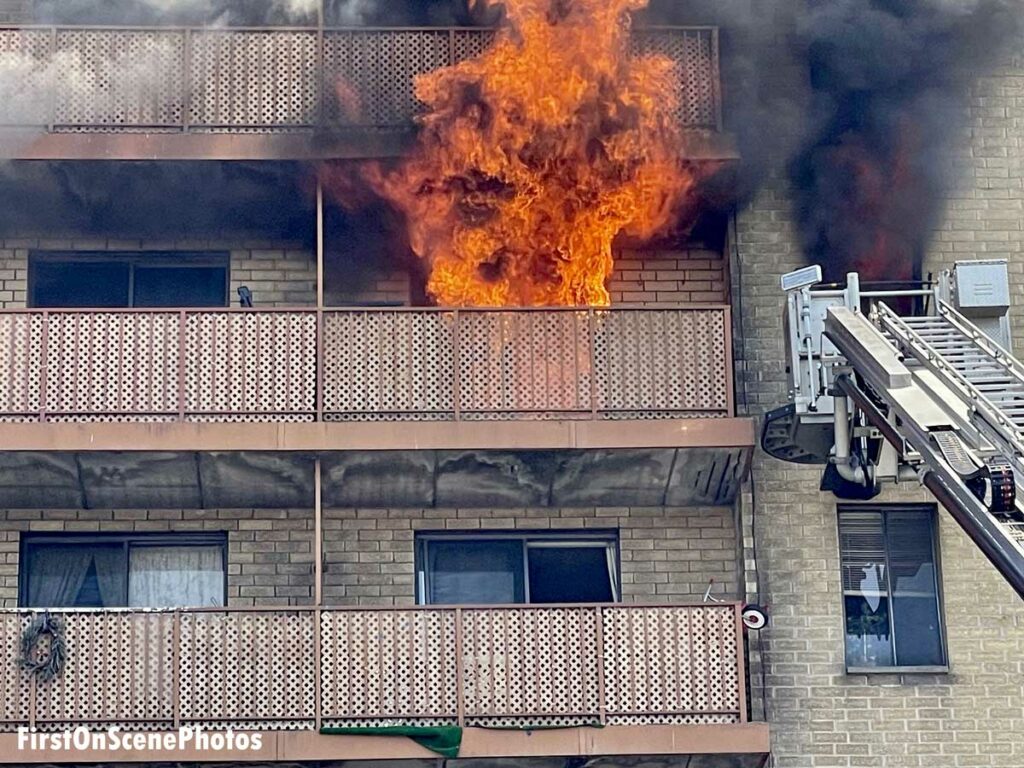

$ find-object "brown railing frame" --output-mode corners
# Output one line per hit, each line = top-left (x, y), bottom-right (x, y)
(2, 602), (748, 728)
(0, 304), (735, 421)
(0, 24), (723, 132)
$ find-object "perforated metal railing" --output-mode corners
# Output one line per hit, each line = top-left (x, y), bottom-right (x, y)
(0, 26), (721, 131)
(0, 603), (746, 731)
(0, 306), (733, 422)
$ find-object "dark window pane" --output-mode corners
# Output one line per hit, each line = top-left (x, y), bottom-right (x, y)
(133, 267), (227, 307)
(427, 540), (524, 604)
(31, 261), (130, 307)
(887, 511), (944, 666)
(527, 546), (614, 603)
(844, 594), (894, 668)
(24, 544), (126, 607)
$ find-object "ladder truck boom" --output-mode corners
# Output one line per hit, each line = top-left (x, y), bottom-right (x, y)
(765, 260), (1024, 599)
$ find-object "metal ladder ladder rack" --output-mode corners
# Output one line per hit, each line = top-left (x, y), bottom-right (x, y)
(823, 301), (1024, 598)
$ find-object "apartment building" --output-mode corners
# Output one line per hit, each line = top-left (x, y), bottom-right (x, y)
(0, 0), (1019, 767)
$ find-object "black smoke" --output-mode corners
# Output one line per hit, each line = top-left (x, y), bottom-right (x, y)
(646, 0), (1023, 282)
(792, 0), (1022, 282)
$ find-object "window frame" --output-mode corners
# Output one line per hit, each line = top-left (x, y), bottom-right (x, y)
(18, 532), (229, 609)
(838, 504), (949, 674)
(414, 530), (621, 606)
(28, 251), (231, 309)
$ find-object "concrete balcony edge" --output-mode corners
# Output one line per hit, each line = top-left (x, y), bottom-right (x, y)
(0, 723), (771, 764)
(0, 416), (756, 452)
(0, 129), (738, 162)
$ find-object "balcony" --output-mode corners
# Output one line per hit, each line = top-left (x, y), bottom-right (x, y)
(0, 305), (731, 417)
(0, 603), (768, 763)
(0, 25), (733, 160)
(0, 305), (753, 505)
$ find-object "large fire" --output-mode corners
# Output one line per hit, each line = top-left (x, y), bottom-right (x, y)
(360, 0), (701, 307)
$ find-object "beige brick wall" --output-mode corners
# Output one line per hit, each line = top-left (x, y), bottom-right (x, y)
(609, 246), (728, 305)
(0, 237), (316, 309)
(2, 236), (724, 310)
(0, 508), (314, 608)
(327, 266), (413, 306)
(228, 246), (315, 306)
(322, 506), (740, 607)
(924, 54), (1024, 358)
(0, 505), (738, 610)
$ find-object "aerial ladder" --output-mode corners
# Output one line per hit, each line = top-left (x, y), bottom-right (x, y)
(762, 259), (1024, 599)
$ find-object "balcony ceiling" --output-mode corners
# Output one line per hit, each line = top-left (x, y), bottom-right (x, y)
(0, 446), (749, 509)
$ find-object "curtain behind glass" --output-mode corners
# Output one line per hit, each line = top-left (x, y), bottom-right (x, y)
(128, 546), (225, 608)
(26, 545), (124, 607)
(427, 540), (524, 604)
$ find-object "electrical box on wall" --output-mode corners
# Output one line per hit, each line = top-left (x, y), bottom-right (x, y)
(946, 259), (1013, 350)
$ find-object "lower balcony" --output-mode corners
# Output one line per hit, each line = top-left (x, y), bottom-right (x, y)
(0, 604), (768, 764)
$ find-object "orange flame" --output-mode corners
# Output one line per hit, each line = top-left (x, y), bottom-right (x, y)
(361, 0), (701, 307)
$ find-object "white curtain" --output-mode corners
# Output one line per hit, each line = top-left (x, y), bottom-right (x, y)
(128, 546), (224, 608)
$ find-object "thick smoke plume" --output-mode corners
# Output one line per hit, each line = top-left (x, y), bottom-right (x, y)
(789, 0), (1023, 282)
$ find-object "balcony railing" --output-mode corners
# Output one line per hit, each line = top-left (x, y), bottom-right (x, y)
(0, 603), (746, 730)
(0, 26), (722, 132)
(0, 306), (733, 422)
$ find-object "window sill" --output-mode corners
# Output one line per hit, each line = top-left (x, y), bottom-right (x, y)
(846, 665), (949, 676)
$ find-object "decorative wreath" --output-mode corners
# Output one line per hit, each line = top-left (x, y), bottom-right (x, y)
(20, 613), (66, 682)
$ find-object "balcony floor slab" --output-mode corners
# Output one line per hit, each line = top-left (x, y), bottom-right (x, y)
(0, 441), (752, 509)
(0, 724), (770, 765)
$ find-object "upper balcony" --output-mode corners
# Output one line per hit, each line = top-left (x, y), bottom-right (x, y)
(0, 24), (732, 161)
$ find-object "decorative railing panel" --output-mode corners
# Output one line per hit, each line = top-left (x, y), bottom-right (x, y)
(179, 610), (316, 726)
(320, 609), (459, 722)
(0, 603), (746, 730)
(183, 311), (318, 421)
(0, 306), (733, 422)
(0, 26), (721, 131)
(32, 612), (175, 725)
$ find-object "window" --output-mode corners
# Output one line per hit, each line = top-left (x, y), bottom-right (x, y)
(416, 532), (619, 605)
(30, 252), (229, 308)
(20, 533), (227, 609)
(839, 506), (946, 670)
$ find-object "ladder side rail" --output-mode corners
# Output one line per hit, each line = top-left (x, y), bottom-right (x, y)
(936, 300), (1024, 389)
(875, 304), (1024, 467)
(876, 304), (1024, 494)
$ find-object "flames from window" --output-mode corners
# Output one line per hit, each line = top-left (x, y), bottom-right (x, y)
(345, 0), (703, 307)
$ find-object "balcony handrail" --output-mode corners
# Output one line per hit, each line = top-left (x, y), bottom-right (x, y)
(0, 305), (735, 421)
(0, 602), (748, 729)
(0, 303), (730, 314)
(1, 599), (741, 614)
(0, 23), (722, 33)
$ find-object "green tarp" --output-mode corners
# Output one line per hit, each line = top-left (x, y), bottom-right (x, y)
(319, 725), (464, 758)
(319, 721), (603, 757)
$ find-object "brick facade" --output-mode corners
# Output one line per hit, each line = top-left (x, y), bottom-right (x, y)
(0, 505), (739, 610)
(0, 508), (315, 608)
(321, 505), (740, 606)
(609, 246), (729, 305)
(0, 236), (724, 310)
(924, 54), (1024, 357)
